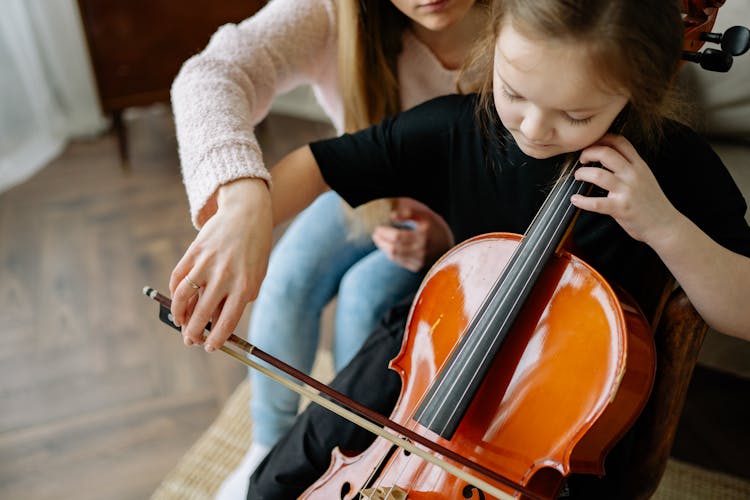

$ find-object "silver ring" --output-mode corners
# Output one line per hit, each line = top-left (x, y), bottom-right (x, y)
(185, 275), (201, 290)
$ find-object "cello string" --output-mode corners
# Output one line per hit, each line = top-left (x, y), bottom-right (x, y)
(417, 160), (577, 424)
(376, 159), (586, 493)
(372, 162), (583, 496)
(427, 171), (587, 435)
(418, 159), (583, 433)
(434, 171), (586, 432)
(362, 464), (381, 498)
(359, 441), (395, 498)
(359, 411), (444, 498)
(365, 419), (428, 498)
(369, 449), (441, 500)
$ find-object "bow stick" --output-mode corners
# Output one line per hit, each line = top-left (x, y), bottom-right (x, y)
(143, 286), (547, 500)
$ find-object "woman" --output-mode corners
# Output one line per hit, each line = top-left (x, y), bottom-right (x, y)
(168, 0), (488, 496)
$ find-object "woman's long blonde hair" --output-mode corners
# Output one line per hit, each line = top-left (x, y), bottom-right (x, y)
(337, 0), (409, 133)
(336, 0), (489, 234)
(336, 0), (409, 234)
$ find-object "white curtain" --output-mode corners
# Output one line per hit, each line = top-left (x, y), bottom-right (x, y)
(0, 0), (106, 193)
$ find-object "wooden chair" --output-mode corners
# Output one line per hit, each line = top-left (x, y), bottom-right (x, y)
(624, 286), (710, 499)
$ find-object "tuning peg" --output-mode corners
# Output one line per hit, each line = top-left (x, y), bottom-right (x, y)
(700, 25), (750, 56)
(682, 48), (733, 72)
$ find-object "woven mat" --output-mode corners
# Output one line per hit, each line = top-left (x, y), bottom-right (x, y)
(152, 376), (750, 500)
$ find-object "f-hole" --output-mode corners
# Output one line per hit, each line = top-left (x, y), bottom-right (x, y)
(462, 484), (487, 499)
(339, 482), (351, 499)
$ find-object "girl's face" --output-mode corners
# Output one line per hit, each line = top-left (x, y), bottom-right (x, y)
(390, 0), (476, 31)
(493, 21), (629, 159)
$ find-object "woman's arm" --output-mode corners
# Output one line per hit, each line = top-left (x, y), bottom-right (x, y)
(170, 146), (328, 351)
(171, 0), (336, 227)
(170, 95), (466, 350)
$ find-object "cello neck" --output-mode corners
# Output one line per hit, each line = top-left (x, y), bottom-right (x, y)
(415, 158), (590, 439)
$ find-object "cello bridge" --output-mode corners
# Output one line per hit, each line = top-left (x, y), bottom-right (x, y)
(359, 486), (408, 499)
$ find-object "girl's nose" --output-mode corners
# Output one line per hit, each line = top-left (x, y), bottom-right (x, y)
(519, 109), (551, 142)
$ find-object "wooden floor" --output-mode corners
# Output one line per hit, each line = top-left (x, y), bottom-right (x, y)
(1, 105), (748, 499)
(0, 106), (333, 500)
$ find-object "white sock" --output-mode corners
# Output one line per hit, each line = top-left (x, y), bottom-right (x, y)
(214, 442), (271, 500)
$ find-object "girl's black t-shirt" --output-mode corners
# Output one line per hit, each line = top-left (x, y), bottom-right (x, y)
(310, 93), (750, 314)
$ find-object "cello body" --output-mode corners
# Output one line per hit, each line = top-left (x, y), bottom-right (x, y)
(302, 232), (655, 499)
(304, 1), (733, 495)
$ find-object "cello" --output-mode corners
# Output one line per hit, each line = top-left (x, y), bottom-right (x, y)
(299, 160), (656, 499)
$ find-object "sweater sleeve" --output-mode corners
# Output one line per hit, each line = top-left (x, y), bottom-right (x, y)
(171, 0), (337, 227)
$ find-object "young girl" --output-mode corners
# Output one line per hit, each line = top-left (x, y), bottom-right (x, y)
(229, 0), (750, 497)
(168, 0), (488, 494)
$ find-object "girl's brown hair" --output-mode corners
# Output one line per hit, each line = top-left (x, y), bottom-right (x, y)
(463, 0), (685, 147)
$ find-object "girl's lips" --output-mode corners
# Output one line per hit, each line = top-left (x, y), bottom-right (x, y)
(512, 130), (554, 149)
(520, 136), (553, 148)
(419, 0), (451, 13)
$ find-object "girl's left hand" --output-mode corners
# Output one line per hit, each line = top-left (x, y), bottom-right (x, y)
(372, 200), (454, 272)
(571, 134), (682, 246)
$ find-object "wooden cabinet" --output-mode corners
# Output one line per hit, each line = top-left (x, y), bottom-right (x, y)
(77, 0), (266, 164)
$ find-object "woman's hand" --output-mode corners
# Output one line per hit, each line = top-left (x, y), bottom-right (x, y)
(571, 134), (682, 247)
(169, 178), (273, 351)
(372, 199), (454, 272)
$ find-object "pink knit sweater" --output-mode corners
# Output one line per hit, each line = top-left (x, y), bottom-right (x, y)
(171, 0), (460, 227)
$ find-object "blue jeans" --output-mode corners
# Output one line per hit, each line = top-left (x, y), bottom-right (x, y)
(248, 191), (423, 447)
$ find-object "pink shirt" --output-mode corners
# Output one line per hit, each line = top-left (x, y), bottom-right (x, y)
(171, 0), (460, 226)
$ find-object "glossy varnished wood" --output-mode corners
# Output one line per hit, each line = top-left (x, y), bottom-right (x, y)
(303, 233), (655, 499)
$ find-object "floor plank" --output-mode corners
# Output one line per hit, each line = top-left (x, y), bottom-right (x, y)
(0, 105), (333, 499)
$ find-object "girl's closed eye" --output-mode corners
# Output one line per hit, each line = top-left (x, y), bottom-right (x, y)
(501, 84), (593, 126)
(566, 115), (593, 126)
(501, 87), (522, 102)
